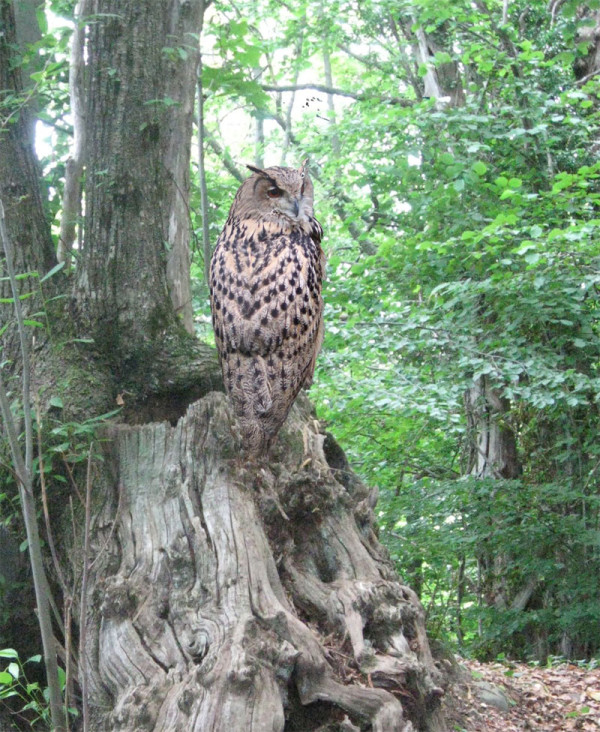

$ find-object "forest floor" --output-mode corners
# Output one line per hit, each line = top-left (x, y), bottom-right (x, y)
(443, 656), (600, 731)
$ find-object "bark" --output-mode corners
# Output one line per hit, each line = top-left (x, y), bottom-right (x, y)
(197, 2), (212, 288)
(76, 0), (201, 349)
(67, 0), (218, 410)
(58, 0), (89, 269)
(0, 0), (55, 300)
(574, 9), (600, 83)
(12, 0), (42, 147)
(162, 5), (201, 335)
(465, 376), (520, 480)
(411, 23), (465, 108)
(81, 394), (445, 731)
(465, 376), (522, 617)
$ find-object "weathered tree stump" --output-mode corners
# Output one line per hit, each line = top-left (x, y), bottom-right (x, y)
(82, 393), (445, 731)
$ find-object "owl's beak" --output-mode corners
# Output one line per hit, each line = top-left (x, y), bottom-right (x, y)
(291, 198), (300, 217)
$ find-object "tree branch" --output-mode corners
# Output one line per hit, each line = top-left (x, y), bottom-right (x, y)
(204, 130), (245, 182)
(261, 83), (413, 107)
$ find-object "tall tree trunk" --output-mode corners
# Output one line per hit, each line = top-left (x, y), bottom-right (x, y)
(410, 20), (465, 108)
(197, 0), (212, 288)
(58, 0), (89, 270)
(0, 0), (55, 298)
(162, 6), (200, 335)
(465, 376), (522, 617)
(465, 376), (520, 481)
(76, 0), (200, 346)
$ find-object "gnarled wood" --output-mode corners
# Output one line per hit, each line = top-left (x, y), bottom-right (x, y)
(82, 394), (444, 731)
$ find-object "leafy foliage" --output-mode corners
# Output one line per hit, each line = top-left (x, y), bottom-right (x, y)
(0, 648), (75, 728)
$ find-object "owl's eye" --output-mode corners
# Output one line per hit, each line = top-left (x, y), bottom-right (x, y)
(267, 187), (283, 199)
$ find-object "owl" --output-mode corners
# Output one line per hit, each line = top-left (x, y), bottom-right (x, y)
(209, 161), (325, 454)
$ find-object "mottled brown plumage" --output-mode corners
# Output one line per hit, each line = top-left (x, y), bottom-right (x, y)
(209, 161), (325, 454)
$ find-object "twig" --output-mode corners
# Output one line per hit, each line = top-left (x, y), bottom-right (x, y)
(79, 442), (94, 732)
(61, 455), (85, 506)
(576, 68), (600, 86)
(64, 597), (72, 732)
(36, 401), (69, 594)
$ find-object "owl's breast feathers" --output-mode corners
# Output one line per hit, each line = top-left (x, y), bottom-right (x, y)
(210, 215), (324, 452)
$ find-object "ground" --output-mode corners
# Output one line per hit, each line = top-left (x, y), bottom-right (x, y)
(444, 657), (600, 731)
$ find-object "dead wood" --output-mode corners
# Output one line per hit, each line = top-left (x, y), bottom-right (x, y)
(80, 393), (445, 731)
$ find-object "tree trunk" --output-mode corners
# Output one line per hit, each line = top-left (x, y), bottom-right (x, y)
(58, 0), (89, 270)
(82, 395), (445, 731)
(411, 22), (464, 108)
(465, 376), (520, 481)
(0, 0), (55, 298)
(76, 0), (201, 350)
(465, 376), (522, 619)
(162, 4), (201, 335)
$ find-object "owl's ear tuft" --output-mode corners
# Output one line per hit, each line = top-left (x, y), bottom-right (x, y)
(246, 165), (279, 188)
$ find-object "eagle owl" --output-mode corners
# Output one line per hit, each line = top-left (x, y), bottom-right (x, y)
(209, 161), (325, 454)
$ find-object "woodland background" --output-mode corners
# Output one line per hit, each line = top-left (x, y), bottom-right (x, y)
(1, 0), (600, 726)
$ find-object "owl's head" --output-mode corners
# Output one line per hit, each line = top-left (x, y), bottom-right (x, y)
(229, 160), (315, 224)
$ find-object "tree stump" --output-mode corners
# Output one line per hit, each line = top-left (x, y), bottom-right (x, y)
(82, 393), (445, 731)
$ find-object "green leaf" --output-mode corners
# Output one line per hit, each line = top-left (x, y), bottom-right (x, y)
(472, 161), (487, 176)
(40, 261), (65, 283)
(433, 51), (452, 66)
(36, 5), (48, 34)
(0, 650), (18, 659)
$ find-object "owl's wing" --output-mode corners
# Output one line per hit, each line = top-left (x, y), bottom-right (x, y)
(300, 228), (325, 389)
(210, 219), (324, 451)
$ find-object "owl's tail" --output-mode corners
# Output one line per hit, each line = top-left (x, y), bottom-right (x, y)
(224, 352), (278, 454)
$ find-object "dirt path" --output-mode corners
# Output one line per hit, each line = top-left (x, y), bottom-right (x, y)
(444, 658), (600, 731)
